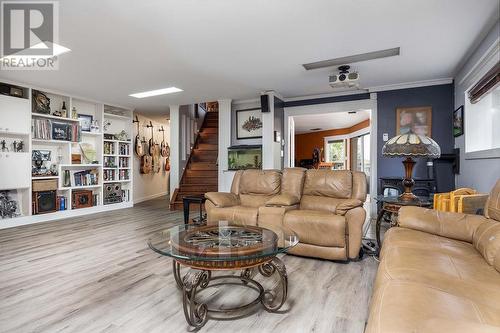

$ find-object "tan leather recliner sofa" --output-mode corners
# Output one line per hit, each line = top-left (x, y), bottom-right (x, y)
(205, 168), (367, 261)
(365, 179), (500, 333)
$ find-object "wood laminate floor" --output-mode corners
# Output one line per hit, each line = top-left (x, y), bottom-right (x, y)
(0, 198), (378, 333)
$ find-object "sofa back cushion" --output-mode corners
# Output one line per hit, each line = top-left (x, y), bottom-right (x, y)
(351, 171), (368, 201)
(485, 179), (500, 222)
(281, 168), (306, 200)
(231, 169), (281, 207)
(473, 219), (500, 265)
(303, 170), (352, 198)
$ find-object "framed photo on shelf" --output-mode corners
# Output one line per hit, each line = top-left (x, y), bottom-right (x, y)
(453, 105), (464, 137)
(78, 114), (93, 132)
(52, 122), (71, 141)
(236, 108), (263, 139)
(396, 106), (432, 137)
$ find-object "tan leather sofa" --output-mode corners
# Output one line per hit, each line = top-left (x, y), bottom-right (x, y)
(366, 179), (500, 333)
(205, 168), (367, 261)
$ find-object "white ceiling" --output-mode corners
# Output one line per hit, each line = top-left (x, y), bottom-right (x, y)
(293, 110), (370, 134)
(1, 0), (498, 114)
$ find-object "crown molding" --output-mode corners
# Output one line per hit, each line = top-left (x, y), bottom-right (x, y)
(367, 78), (453, 92)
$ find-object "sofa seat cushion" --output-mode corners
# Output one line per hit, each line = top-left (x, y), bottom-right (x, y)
(283, 210), (345, 247)
(366, 280), (500, 333)
(206, 205), (258, 226)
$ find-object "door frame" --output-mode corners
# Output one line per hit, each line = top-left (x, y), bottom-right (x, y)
(283, 95), (378, 218)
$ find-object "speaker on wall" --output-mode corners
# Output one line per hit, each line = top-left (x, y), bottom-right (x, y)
(260, 94), (270, 113)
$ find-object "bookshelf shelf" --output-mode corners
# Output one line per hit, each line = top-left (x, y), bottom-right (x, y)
(31, 113), (79, 122)
(60, 164), (102, 168)
(32, 139), (74, 144)
(32, 176), (59, 180)
(60, 184), (101, 190)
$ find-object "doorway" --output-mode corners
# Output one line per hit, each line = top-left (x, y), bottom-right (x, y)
(284, 98), (377, 218)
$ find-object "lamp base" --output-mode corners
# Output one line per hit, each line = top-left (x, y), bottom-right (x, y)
(399, 157), (417, 201)
(399, 192), (418, 201)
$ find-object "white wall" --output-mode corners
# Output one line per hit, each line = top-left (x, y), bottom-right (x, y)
(133, 112), (170, 203)
(455, 20), (500, 193)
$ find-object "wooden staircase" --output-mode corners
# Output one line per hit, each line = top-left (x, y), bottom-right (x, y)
(170, 111), (218, 210)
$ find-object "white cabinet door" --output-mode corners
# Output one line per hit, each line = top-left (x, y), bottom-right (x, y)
(0, 152), (31, 190)
(0, 95), (30, 134)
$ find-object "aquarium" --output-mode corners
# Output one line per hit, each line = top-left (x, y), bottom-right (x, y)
(228, 145), (262, 170)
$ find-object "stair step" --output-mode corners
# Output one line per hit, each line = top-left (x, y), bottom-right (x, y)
(180, 184), (218, 191)
(197, 143), (217, 151)
(189, 163), (217, 171)
(201, 128), (218, 134)
(186, 169), (217, 177)
(182, 177), (218, 185)
(192, 156), (217, 162)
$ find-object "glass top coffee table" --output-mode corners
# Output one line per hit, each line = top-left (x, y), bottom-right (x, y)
(148, 221), (299, 329)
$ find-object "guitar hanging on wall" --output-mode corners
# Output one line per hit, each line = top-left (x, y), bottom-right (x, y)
(140, 122), (153, 174)
(134, 115), (144, 157)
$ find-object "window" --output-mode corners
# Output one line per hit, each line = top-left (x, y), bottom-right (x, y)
(327, 139), (346, 170)
(465, 85), (500, 158)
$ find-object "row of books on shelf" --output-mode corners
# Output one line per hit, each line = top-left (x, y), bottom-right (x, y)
(32, 118), (81, 141)
(119, 143), (130, 155)
(63, 169), (99, 187)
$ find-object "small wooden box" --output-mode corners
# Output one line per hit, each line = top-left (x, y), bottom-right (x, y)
(32, 179), (58, 192)
(72, 154), (82, 164)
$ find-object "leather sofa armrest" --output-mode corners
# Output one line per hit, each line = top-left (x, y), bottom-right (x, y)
(204, 192), (239, 208)
(398, 206), (487, 243)
(416, 318), (500, 333)
(265, 194), (300, 207)
(335, 199), (363, 215)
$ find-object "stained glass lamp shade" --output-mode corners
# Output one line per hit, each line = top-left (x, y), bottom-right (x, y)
(382, 133), (441, 201)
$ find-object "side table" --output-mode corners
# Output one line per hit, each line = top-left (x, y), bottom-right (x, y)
(182, 194), (207, 225)
(374, 195), (432, 248)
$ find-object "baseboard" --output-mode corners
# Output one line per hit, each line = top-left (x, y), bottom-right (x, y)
(134, 191), (169, 204)
(0, 202), (134, 230)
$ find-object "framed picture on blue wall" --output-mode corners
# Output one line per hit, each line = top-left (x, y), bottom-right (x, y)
(453, 105), (464, 137)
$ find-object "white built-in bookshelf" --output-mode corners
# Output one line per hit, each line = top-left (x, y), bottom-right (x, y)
(0, 80), (134, 229)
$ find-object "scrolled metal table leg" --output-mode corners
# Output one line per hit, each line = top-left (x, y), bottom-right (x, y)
(182, 270), (211, 329)
(258, 257), (288, 312)
(172, 260), (183, 289)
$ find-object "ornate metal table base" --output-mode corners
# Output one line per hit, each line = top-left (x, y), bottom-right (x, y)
(173, 257), (288, 329)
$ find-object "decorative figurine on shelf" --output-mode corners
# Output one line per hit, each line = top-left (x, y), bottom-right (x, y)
(61, 101), (67, 118)
(115, 130), (129, 141)
(90, 120), (99, 133)
(103, 120), (111, 132)
(71, 106), (78, 119)
(1, 140), (8, 152)
(50, 163), (58, 176)
(63, 170), (71, 187)
(52, 109), (62, 117)
(0, 191), (20, 219)
(12, 140), (24, 152)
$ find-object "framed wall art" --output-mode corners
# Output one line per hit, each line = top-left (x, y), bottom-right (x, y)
(52, 122), (71, 141)
(453, 105), (464, 137)
(396, 106), (432, 137)
(236, 108), (263, 139)
(78, 114), (93, 132)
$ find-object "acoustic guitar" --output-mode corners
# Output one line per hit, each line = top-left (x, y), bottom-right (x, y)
(140, 154), (152, 174)
(160, 126), (168, 157)
(147, 121), (155, 156)
(153, 144), (161, 173)
(165, 158), (171, 171)
(134, 116), (144, 157)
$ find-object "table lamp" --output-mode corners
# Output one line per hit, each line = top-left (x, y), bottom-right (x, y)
(382, 133), (441, 201)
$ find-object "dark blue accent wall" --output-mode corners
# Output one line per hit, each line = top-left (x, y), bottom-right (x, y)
(377, 84), (455, 192)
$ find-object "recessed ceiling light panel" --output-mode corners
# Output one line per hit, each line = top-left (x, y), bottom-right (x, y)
(129, 87), (183, 98)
